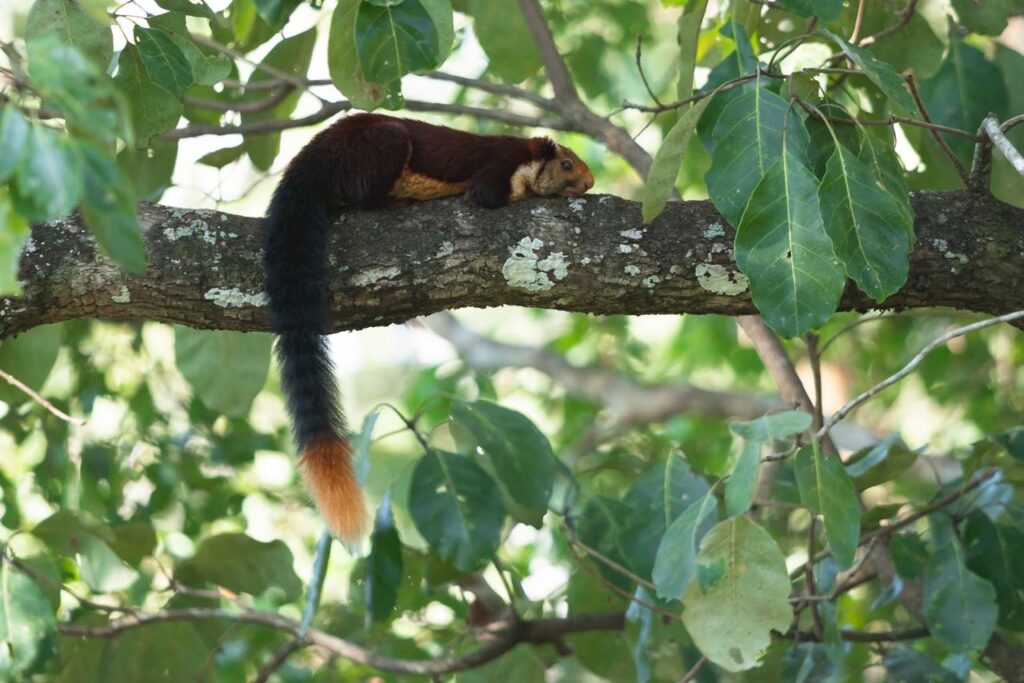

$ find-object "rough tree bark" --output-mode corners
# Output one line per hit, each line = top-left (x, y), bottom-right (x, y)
(3, 191), (1023, 339)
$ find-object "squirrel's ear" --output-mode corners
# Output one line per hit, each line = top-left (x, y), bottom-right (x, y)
(529, 137), (558, 160)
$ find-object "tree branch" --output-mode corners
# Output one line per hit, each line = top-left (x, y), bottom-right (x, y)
(57, 607), (624, 676)
(6, 192), (1024, 341)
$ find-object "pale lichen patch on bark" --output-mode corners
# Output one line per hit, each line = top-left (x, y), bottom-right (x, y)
(502, 237), (569, 292)
(204, 287), (268, 308)
(696, 263), (749, 295)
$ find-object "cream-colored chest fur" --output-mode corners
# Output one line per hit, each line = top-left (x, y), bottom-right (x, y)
(510, 160), (542, 202)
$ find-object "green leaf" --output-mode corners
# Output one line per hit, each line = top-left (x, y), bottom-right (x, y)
(365, 493), (403, 623)
(676, 0), (708, 97)
(952, 0), (1021, 35)
(962, 511), (1024, 629)
(884, 648), (961, 683)
(0, 187), (30, 296)
(618, 456), (711, 580)
(794, 445), (860, 569)
(919, 37), (1008, 163)
(408, 449), (505, 571)
(724, 442), (760, 517)
(0, 324), (62, 406)
(254, 0), (302, 28)
(79, 143), (146, 272)
(844, 434), (917, 490)
(26, 0), (113, 69)
(0, 106), (30, 182)
(651, 489), (717, 600)
(355, 0), (447, 106)
(450, 400), (556, 527)
(642, 99), (710, 223)
(174, 328), (272, 418)
(730, 410), (812, 442)
(890, 533), (928, 580)
(818, 143), (911, 301)
(329, 0), (389, 109)
(192, 533), (302, 601)
(858, 129), (914, 244)
(115, 44), (184, 143)
(735, 149), (845, 337)
(147, 12), (231, 86)
(16, 124), (83, 221)
(862, 7), (945, 80)
(707, 87), (811, 227)
(457, 647), (546, 683)
(134, 27), (194, 99)
(923, 528), (998, 651)
(109, 520), (158, 566)
(197, 144), (246, 168)
(469, 0), (541, 83)
(821, 30), (917, 117)
(776, 0), (841, 20)
(696, 22), (758, 152)
(78, 536), (139, 592)
(681, 517), (792, 672)
(101, 622), (211, 682)
(566, 569), (635, 680)
(117, 138), (178, 200)
(0, 562), (55, 678)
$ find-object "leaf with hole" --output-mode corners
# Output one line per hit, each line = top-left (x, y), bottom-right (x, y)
(681, 517), (792, 672)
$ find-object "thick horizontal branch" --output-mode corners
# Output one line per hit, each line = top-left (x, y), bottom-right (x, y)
(5, 192), (1024, 340)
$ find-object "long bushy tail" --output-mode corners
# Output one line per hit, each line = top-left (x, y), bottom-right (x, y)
(262, 172), (366, 542)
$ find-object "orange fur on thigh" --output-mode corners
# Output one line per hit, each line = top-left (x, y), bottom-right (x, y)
(390, 169), (469, 200)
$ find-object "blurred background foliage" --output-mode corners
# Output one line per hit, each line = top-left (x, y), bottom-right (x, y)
(0, 0), (1023, 680)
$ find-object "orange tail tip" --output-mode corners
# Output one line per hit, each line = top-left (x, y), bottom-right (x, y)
(300, 437), (368, 543)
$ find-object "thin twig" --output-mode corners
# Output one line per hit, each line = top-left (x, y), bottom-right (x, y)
(816, 310), (1024, 438)
(857, 0), (919, 48)
(805, 333), (824, 433)
(982, 116), (1024, 178)
(679, 655), (707, 682)
(805, 518), (824, 640)
(792, 626), (929, 643)
(185, 84), (294, 114)
(0, 368), (84, 425)
(1001, 114), (1024, 133)
(562, 522), (657, 591)
(849, 0), (867, 44)
(634, 35), (663, 108)
(905, 74), (971, 186)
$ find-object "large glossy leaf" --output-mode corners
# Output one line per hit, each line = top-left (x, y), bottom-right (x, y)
(651, 489), (717, 600)
(0, 106), (30, 182)
(0, 323), (62, 406)
(32, 510), (137, 592)
(707, 87), (811, 227)
(818, 143), (911, 301)
(26, 0), (113, 68)
(192, 533), (302, 601)
(146, 13), (230, 87)
(174, 328), (272, 418)
(450, 400), (556, 527)
(794, 445), (860, 569)
(469, 0), (541, 83)
(675, 0), (708, 98)
(919, 38), (1008, 162)
(408, 449), (505, 571)
(681, 517), (792, 672)
(0, 562), (55, 678)
(134, 27), (193, 99)
(730, 410), (811, 443)
(952, 0), (1021, 36)
(115, 44), (183, 143)
(79, 143), (146, 272)
(962, 511), (1024, 629)
(858, 129), (914, 243)
(844, 433), (917, 490)
(822, 30), (917, 116)
(365, 494), (403, 623)
(329, 0), (388, 109)
(642, 99), (710, 223)
(696, 21), (758, 152)
(356, 0), (440, 104)
(0, 188), (29, 295)
(735, 149), (845, 337)
(923, 521), (998, 651)
(16, 124), (83, 221)
(618, 456), (711, 580)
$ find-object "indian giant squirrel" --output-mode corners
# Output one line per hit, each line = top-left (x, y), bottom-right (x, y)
(261, 113), (594, 541)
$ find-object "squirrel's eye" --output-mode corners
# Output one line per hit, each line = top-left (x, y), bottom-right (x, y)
(561, 159), (574, 172)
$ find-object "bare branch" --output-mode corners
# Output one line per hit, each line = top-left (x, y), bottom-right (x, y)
(0, 368), (84, 425)
(56, 607), (624, 675)
(816, 311), (1024, 439)
(983, 116), (1024, 178)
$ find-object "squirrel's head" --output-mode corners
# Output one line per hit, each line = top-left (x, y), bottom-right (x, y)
(528, 138), (595, 198)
